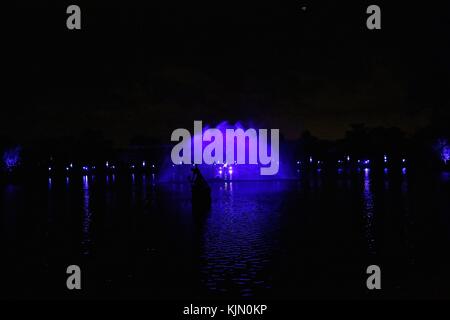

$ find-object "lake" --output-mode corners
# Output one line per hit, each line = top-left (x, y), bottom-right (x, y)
(1, 169), (449, 299)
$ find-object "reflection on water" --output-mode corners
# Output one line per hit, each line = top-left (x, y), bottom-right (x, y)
(82, 175), (92, 256)
(201, 182), (282, 296)
(2, 168), (450, 299)
(362, 169), (376, 255)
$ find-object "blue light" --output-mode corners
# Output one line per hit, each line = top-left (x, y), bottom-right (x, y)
(443, 147), (450, 164)
(2, 147), (21, 172)
(142, 161), (146, 167)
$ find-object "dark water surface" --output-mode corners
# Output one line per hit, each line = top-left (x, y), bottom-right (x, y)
(1, 169), (450, 299)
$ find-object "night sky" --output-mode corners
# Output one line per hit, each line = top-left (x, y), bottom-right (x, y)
(6, 2), (450, 146)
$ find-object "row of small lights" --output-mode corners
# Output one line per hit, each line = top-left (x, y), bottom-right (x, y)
(171, 161), (235, 174)
(296, 155), (406, 166)
(48, 161), (156, 173)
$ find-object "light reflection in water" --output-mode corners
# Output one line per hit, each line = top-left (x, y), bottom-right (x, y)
(131, 174), (137, 205)
(362, 168), (376, 255)
(82, 175), (92, 256)
(142, 174), (147, 203)
(441, 172), (450, 183)
(200, 182), (281, 297)
(383, 168), (389, 190)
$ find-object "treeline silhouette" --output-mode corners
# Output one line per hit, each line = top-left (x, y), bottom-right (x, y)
(1, 123), (449, 179)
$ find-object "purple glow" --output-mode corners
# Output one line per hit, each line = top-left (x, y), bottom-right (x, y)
(3, 147), (21, 172)
(309, 156), (313, 163)
(434, 139), (450, 164)
(142, 161), (146, 167)
(163, 120), (287, 181)
(402, 158), (406, 163)
(438, 140), (450, 164)
(402, 167), (407, 175)
(346, 155), (350, 161)
(443, 147), (450, 164)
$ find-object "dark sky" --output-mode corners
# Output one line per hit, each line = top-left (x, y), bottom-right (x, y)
(6, 2), (450, 145)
